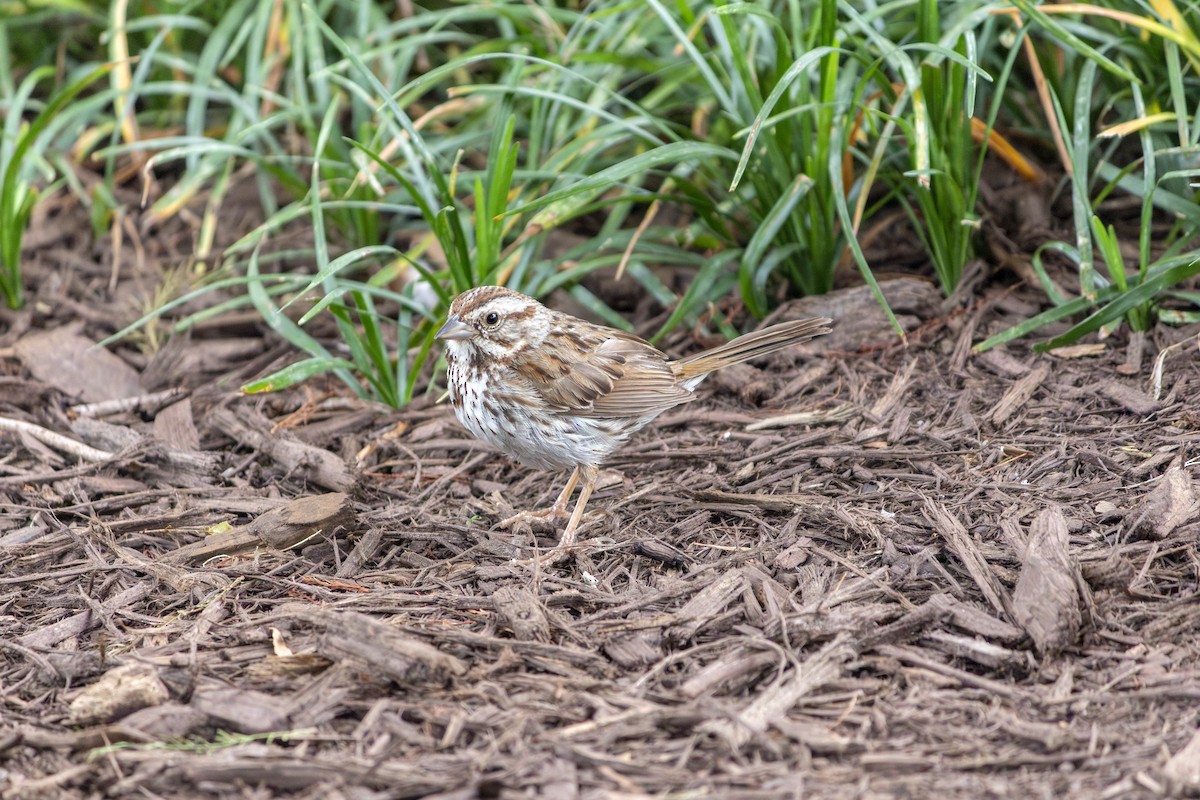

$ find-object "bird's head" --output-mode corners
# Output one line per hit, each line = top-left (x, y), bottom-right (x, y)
(436, 286), (553, 361)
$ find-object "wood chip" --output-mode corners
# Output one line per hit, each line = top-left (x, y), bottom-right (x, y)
(744, 402), (857, 431)
(169, 755), (441, 794)
(679, 649), (778, 699)
(1012, 506), (1082, 657)
(313, 610), (466, 684)
(773, 537), (813, 570)
(18, 582), (150, 649)
(666, 568), (747, 643)
(926, 501), (1012, 618)
(153, 398), (201, 450)
(1127, 464), (1198, 541)
(700, 637), (853, 747)
(938, 594), (1024, 642)
(14, 326), (141, 402)
(167, 492), (354, 564)
(68, 663), (169, 725)
(335, 527), (383, 578)
(118, 703), (209, 741)
(922, 630), (1024, 669)
(988, 709), (1070, 750)
(189, 684), (290, 734)
(870, 360), (919, 421)
(601, 634), (660, 668)
(975, 349), (1031, 377)
(493, 585), (551, 642)
(990, 364), (1049, 425)
(1098, 381), (1162, 416)
(1163, 727), (1200, 794)
(210, 406), (357, 492)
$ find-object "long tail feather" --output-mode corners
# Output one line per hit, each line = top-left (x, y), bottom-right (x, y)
(675, 317), (832, 381)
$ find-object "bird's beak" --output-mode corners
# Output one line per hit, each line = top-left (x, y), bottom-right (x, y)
(436, 314), (473, 341)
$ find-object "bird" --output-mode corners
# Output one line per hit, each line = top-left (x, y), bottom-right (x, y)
(436, 285), (832, 551)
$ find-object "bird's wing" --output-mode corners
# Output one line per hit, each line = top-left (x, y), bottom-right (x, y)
(589, 337), (696, 418)
(513, 330), (694, 419)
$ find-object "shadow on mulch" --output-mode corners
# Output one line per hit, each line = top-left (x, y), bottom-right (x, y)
(2, 203), (1200, 799)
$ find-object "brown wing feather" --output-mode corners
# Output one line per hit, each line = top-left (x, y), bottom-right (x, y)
(588, 338), (694, 418)
(513, 327), (694, 419)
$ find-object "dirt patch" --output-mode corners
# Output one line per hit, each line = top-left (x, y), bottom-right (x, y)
(2, 207), (1200, 799)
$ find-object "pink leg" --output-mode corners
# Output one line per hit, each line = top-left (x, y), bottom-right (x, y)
(550, 466), (581, 515)
(556, 465), (598, 550)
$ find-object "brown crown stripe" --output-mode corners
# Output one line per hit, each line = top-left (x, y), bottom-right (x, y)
(449, 286), (509, 315)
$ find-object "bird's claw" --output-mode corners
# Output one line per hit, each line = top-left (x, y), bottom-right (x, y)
(498, 508), (569, 534)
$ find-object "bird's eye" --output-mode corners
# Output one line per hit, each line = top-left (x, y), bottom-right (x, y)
(484, 311), (500, 326)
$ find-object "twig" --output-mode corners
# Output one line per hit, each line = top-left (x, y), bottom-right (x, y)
(69, 387), (186, 418)
(0, 416), (114, 462)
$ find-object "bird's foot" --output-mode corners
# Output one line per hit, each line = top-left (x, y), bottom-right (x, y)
(513, 547), (574, 570)
(498, 507), (570, 535)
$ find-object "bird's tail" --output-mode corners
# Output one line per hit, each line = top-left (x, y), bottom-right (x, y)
(674, 317), (832, 382)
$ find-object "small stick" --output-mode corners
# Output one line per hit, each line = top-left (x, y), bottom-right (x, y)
(69, 387), (187, 418)
(0, 416), (113, 462)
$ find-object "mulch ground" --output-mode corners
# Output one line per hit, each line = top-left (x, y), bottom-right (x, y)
(1, 201), (1200, 799)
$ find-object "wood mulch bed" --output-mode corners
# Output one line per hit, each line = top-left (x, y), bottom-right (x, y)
(1, 200), (1199, 799)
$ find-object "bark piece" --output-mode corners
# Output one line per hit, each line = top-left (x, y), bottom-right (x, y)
(1163, 728), (1200, 795)
(167, 492), (354, 564)
(1098, 381), (1162, 416)
(119, 703), (209, 741)
(153, 398), (201, 450)
(210, 406), (356, 492)
(1128, 464), (1198, 541)
(15, 326), (141, 402)
(1012, 506), (1082, 657)
(314, 610), (466, 684)
(990, 364), (1050, 425)
(68, 663), (169, 725)
(190, 684), (289, 734)
(493, 585), (550, 642)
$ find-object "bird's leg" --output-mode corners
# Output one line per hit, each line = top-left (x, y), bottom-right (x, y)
(499, 466), (580, 531)
(556, 464), (598, 550)
(549, 466), (581, 516)
(513, 465), (599, 568)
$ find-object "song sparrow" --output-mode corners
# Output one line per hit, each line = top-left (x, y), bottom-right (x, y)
(437, 286), (832, 550)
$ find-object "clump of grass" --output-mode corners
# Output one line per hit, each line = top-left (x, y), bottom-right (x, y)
(58, 0), (1200, 386)
(108, 6), (739, 406)
(640, 0), (873, 314)
(882, 0), (991, 294)
(977, 1), (1200, 352)
(1, 65), (109, 309)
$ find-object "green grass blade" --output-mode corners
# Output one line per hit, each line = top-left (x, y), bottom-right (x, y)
(242, 356), (357, 394)
(1035, 256), (1200, 351)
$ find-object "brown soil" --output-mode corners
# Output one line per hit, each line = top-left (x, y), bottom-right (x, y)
(1, 197), (1200, 800)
